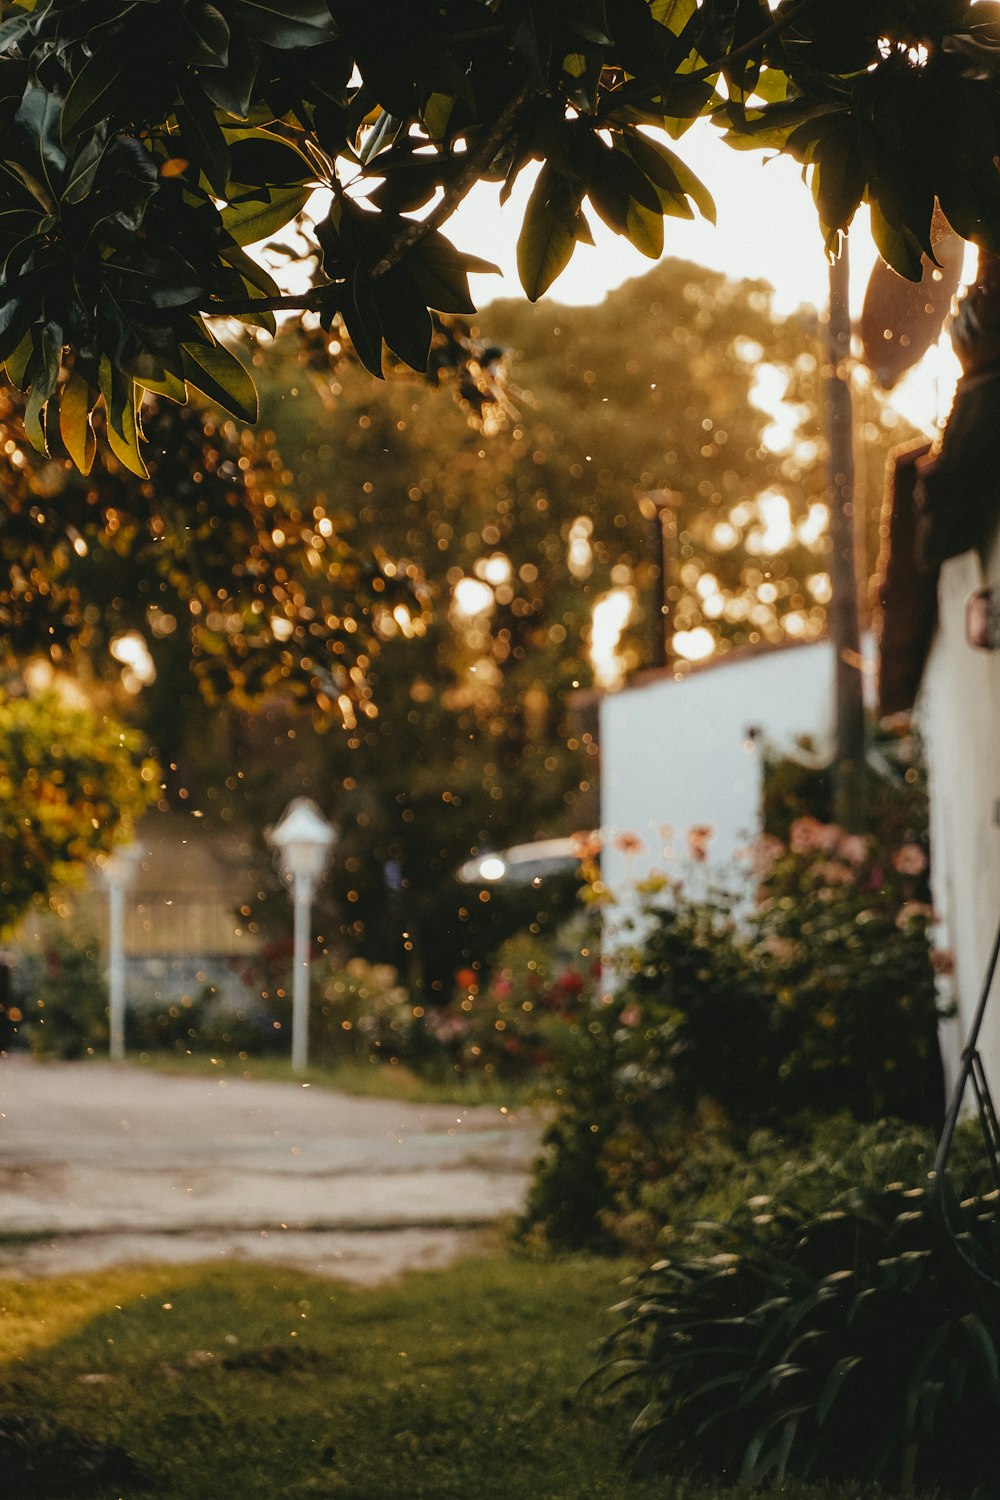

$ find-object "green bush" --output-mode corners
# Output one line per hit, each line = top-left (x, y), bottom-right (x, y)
(522, 816), (946, 1253)
(425, 919), (599, 1081)
(12, 926), (108, 1058)
(589, 1122), (1000, 1495)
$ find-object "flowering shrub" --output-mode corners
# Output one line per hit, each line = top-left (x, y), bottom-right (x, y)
(523, 816), (946, 1252)
(307, 956), (421, 1066)
(426, 924), (599, 1080)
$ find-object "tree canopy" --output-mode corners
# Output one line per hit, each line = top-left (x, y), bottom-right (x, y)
(1, 0), (999, 470)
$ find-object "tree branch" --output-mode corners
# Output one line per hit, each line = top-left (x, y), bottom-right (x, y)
(687, 0), (823, 82)
(368, 85), (532, 281)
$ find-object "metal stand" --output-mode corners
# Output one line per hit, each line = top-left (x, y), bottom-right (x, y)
(929, 915), (1000, 1290)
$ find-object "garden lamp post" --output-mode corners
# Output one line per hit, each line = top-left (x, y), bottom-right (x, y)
(101, 841), (142, 1061)
(267, 798), (336, 1073)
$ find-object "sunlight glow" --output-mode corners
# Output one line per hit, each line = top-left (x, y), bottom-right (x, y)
(590, 588), (635, 689)
(671, 626), (716, 663)
(452, 576), (495, 617)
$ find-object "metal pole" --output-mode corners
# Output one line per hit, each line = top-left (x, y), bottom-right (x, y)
(291, 871), (312, 1073)
(108, 884), (126, 1061)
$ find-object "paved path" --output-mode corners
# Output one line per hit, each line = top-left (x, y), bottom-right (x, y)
(0, 1059), (542, 1283)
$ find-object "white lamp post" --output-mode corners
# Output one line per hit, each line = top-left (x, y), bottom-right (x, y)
(101, 841), (142, 1061)
(267, 798), (336, 1073)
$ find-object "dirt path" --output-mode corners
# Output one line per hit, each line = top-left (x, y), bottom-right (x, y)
(0, 1058), (542, 1283)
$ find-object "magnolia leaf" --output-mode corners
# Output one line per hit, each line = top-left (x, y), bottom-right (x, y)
(58, 369), (97, 474)
(181, 338), (259, 421)
(624, 198), (665, 258)
(869, 198), (924, 282)
(339, 267), (384, 378)
(98, 357), (148, 477)
(3, 330), (33, 390)
(516, 166), (581, 301)
(407, 231), (499, 314)
(62, 47), (128, 140)
(373, 267), (432, 372)
(176, 74), (231, 196)
(422, 92), (454, 140)
(138, 368), (188, 404)
(220, 183), (311, 246)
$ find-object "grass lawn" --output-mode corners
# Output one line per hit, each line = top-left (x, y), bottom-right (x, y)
(0, 1254), (914, 1500)
(126, 1049), (546, 1110)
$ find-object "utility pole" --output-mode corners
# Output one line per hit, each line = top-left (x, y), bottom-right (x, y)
(825, 245), (867, 832)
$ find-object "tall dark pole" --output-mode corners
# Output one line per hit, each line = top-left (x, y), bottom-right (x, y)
(825, 245), (867, 831)
(636, 489), (681, 671)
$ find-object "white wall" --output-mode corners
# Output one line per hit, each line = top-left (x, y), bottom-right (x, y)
(599, 639), (849, 909)
(920, 549), (1000, 1095)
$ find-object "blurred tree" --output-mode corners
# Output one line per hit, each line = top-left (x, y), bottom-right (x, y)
(186, 257), (915, 995)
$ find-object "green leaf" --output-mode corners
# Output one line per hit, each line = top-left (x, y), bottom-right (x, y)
(339, 266), (383, 378)
(61, 47), (128, 140)
(220, 183), (311, 246)
(181, 337), (259, 421)
(2, 330), (32, 390)
(229, 0), (334, 49)
(58, 368), (97, 474)
(869, 197), (924, 282)
(373, 266), (432, 373)
(407, 230), (499, 314)
(179, 1), (231, 67)
(98, 357), (148, 477)
(959, 1312), (1000, 1399)
(176, 73), (231, 196)
(137, 368), (188, 404)
(816, 1354), (863, 1425)
(15, 82), (66, 199)
(61, 127), (109, 206)
(516, 165), (582, 301)
(624, 198), (664, 258)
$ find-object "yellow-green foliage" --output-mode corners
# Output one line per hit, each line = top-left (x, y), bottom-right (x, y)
(0, 689), (157, 929)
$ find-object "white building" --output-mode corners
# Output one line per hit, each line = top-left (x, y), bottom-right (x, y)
(599, 636), (870, 901)
(879, 441), (1000, 1097)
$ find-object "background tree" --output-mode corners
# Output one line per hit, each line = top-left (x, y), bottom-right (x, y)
(153, 257), (916, 996)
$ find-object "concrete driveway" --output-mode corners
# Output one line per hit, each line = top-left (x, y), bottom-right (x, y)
(0, 1058), (542, 1283)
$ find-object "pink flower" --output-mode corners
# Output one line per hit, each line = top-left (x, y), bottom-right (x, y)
(618, 1003), (642, 1028)
(837, 833), (869, 867)
(614, 831), (644, 855)
(930, 948), (955, 975)
(892, 843), (928, 876)
(789, 816), (825, 854)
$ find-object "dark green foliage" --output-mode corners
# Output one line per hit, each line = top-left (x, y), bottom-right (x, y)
(590, 1123), (1000, 1495)
(12, 926), (108, 1058)
(3, 0), (1000, 471)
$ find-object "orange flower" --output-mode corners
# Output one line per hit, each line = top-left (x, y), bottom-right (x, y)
(687, 824), (713, 862)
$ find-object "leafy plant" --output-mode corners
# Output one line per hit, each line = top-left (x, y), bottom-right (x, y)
(2, 0), (999, 472)
(590, 1123), (1000, 1494)
(522, 803), (946, 1252)
(0, 687), (156, 930)
(11, 923), (108, 1058)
